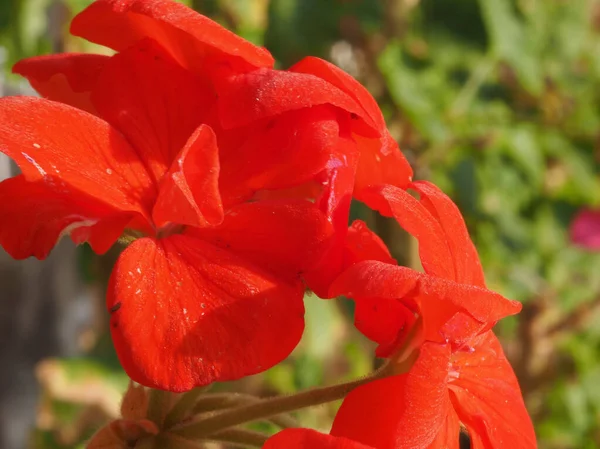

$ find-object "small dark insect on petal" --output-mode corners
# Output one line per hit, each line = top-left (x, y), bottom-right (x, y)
(110, 302), (122, 313)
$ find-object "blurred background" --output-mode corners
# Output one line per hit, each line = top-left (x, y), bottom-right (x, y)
(1, 0), (600, 447)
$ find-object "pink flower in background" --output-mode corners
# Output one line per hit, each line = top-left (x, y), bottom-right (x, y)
(570, 209), (600, 250)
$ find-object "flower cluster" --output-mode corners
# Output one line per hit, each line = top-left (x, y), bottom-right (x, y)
(0, 0), (536, 447)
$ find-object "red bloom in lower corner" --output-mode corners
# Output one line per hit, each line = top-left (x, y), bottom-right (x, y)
(285, 181), (536, 448)
(265, 331), (536, 449)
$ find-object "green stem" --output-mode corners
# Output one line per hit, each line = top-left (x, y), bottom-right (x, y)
(209, 428), (270, 448)
(192, 393), (299, 428)
(172, 364), (390, 439)
(147, 389), (174, 428)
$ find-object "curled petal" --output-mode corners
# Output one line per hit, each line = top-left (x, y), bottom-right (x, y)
(449, 332), (537, 449)
(217, 68), (364, 130)
(91, 38), (215, 183)
(0, 97), (155, 212)
(290, 57), (413, 190)
(264, 429), (374, 449)
(358, 185), (455, 280)
(152, 125), (223, 229)
(290, 57), (387, 132)
(108, 235), (305, 391)
(13, 54), (108, 113)
(71, 0), (273, 76)
(331, 342), (451, 449)
(343, 220), (396, 267)
(218, 106), (345, 206)
(410, 181), (485, 287)
(0, 175), (132, 259)
(330, 261), (521, 344)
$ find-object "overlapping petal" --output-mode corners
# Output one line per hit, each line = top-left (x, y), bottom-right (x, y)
(343, 220), (396, 267)
(70, 0), (273, 78)
(107, 235), (304, 391)
(152, 125), (223, 229)
(91, 38), (215, 183)
(331, 343), (451, 449)
(217, 106), (348, 206)
(13, 53), (108, 113)
(0, 175), (130, 259)
(290, 57), (413, 192)
(0, 97), (155, 258)
(330, 261), (520, 344)
(264, 429), (374, 449)
(190, 200), (333, 281)
(449, 332), (537, 449)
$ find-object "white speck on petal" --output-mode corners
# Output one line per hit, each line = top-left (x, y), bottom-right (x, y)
(32, 143), (41, 149)
(106, 168), (113, 175)
(21, 152), (46, 177)
(136, 267), (142, 274)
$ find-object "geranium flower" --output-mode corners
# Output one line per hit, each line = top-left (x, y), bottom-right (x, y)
(265, 331), (536, 449)
(331, 181), (522, 351)
(14, 0), (414, 297)
(0, 0), (413, 392)
(264, 182), (536, 449)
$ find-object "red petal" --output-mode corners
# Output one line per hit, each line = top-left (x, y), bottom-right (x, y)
(0, 175), (132, 259)
(13, 54), (108, 114)
(152, 125), (223, 229)
(426, 406), (460, 449)
(411, 181), (485, 287)
(449, 331), (537, 449)
(218, 106), (345, 207)
(330, 261), (521, 344)
(0, 97), (155, 219)
(290, 57), (413, 190)
(189, 200), (333, 281)
(91, 38), (215, 183)
(70, 0), (273, 76)
(343, 220), (396, 267)
(264, 429), (374, 449)
(290, 57), (386, 132)
(217, 68), (364, 130)
(358, 185), (455, 280)
(331, 342), (451, 449)
(302, 146), (359, 298)
(108, 235), (305, 391)
(353, 133), (413, 197)
(353, 296), (416, 358)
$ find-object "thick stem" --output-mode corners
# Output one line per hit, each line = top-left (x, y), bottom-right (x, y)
(172, 364), (389, 439)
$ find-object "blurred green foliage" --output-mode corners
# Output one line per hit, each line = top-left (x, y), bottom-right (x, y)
(2, 0), (600, 447)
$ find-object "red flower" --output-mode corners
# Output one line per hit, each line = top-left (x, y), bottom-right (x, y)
(14, 1), (414, 298)
(331, 181), (521, 352)
(328, 330), (536, 449)
(267, 332), (535, 449)
(264, 182), (536, 449)
(1, 0), (413, 391)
